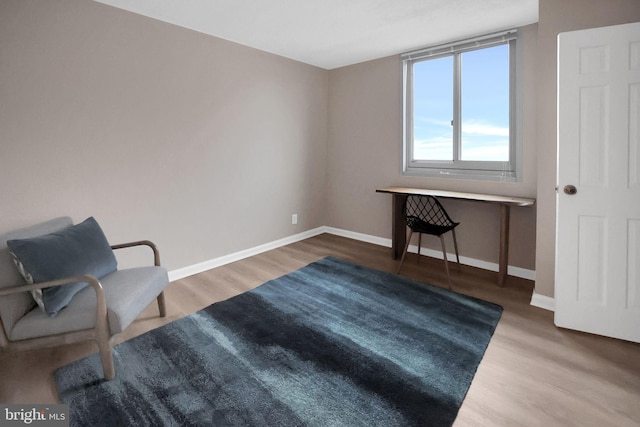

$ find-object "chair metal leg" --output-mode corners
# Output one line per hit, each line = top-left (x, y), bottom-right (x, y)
(451, 229), (460, 264)
(417, 233), (422, 258)
(440, 235), (452, 290)
(397, 230), (413, 274)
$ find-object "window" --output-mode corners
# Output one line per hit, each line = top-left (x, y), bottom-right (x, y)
(402, 30), (521, 181)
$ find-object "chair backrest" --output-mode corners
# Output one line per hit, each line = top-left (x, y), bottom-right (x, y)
(0, 217), (73, 345)
(404, 195), (457, 227)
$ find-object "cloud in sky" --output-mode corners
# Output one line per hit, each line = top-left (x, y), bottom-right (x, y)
(413, 117), (509, 161)
(414, 137), (508, 161)
(462, 123), (509, 137)
(462, 121), (509, 137)
(414, 138), (451, 160)
(416, 117), (508, 135)
(460, 141), (509, 161)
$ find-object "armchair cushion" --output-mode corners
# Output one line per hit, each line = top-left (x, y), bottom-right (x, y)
(10, 266), (169, 341)
(0, 217), (73, 338)
(7, 217), (117, 316)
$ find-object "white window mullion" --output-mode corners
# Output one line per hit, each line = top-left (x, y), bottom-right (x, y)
(406, 62), (415, 164)
(452, 52), (462, 163)
(508, 38), (517, 168)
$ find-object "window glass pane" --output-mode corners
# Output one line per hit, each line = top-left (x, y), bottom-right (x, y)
(413, 56), (453, 161)
(460, 44), (510, 161)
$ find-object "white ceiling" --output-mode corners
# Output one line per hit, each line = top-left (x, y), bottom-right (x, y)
(92, 0), (539, 70)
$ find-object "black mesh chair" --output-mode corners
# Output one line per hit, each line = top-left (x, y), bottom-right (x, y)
(397, 195), (460, 288)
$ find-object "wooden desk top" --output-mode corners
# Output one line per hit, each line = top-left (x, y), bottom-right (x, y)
(376, 187), (536, 207)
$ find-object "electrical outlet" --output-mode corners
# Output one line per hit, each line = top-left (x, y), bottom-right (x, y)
(292, 214), (298, 225)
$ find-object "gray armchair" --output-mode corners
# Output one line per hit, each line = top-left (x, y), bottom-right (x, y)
(0, 217), (169, 380)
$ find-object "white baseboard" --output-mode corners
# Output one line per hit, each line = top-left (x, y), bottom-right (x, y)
(530, 291), (555, 312)
(168, 227), (326, 281)
(169, 225), (537, 283)
(323, 227), (536, 281)
(322, 226), (392, 248)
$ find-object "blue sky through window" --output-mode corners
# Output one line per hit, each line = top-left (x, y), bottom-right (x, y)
(412, 44), (510, 162)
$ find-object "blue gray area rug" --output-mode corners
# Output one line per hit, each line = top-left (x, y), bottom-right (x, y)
(55, 257), (502, 427)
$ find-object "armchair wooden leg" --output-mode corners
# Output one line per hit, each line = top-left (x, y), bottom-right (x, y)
(157, 292), (167, 317)
(97, 337), (115, 380)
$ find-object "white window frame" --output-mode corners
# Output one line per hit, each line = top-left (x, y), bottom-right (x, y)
(402, 29), (523, 182)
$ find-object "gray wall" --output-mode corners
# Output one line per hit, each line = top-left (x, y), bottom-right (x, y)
(0, 0), (328, 271)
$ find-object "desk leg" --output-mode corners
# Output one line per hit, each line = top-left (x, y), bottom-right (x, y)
(498, 204), (510, 287)
(391, 194), (407, 259)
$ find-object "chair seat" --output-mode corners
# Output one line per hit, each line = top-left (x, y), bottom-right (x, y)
(406, 217), (458, 236)
(10, 266), (168, 341)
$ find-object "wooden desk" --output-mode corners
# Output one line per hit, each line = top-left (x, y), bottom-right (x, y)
(376, 186), (535, 286)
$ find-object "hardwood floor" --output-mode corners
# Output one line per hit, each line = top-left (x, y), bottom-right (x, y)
(1, 233), (639, 426)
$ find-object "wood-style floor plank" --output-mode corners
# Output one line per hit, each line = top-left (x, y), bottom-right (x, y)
(1, 233), (638, 426)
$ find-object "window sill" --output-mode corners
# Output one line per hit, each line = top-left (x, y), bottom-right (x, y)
(402, 167), (517, 182)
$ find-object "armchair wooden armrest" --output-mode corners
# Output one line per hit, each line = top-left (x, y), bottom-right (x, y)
(0, 274), (104, 302)
(110, 240), (166, 317)
(111, 240), (161, 266)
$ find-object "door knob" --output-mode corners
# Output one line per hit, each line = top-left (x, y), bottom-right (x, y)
(563, 185), (577, 195)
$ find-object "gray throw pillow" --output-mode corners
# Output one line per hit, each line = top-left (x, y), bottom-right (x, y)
(7, 217), (117, 316)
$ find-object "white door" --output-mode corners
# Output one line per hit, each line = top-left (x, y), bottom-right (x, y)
(555, 22), (640, 343)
